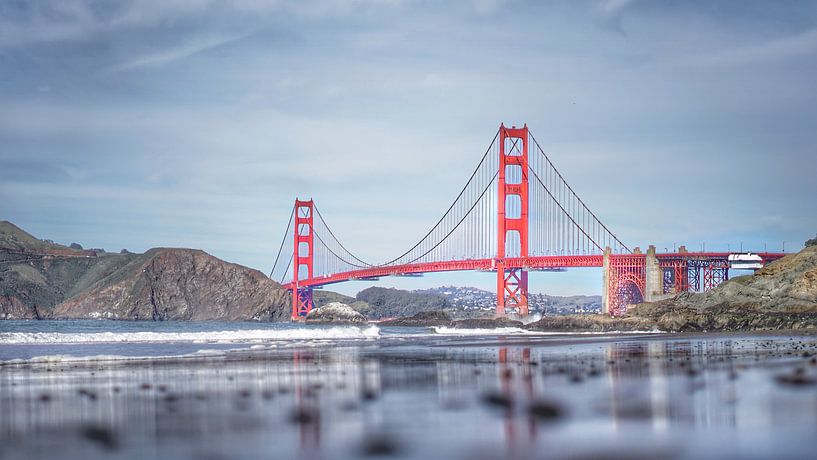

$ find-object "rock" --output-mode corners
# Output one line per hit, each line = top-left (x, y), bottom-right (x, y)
(80, 425), (117, 450)
(629, 245), (817, 332)
(452, 317), (524, 329)
(1, 222), (295, 321)
(54, 248), (290, 321)
(305, 302), (367, 324)
(378, 310), (452, 327)
(524, 314), (656, 332)
(528, 400), (565, 421)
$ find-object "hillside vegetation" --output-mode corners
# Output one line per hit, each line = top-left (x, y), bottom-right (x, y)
(355, 286), (450, 319)
(627, 245), (817, 331)
(1, 222), (290, 320)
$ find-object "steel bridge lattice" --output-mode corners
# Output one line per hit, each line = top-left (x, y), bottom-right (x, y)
(270, 124), (784, 319)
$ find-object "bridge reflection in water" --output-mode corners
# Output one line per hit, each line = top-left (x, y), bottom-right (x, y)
(2, 335), (815, 459)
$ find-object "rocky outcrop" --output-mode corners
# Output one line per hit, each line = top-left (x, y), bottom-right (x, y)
(524, 314), (656, 332)
(305, 302), (367, 324)
(1, 221), (292, 321)
(53, 248), (290, 321)
(378, 310), (453, 327)
(1, 295), (39, 319)
(629, 245), (817, 332)
(452, 317), (524, 329)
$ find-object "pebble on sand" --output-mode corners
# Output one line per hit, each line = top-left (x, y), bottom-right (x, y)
(80, 425), (118, 450)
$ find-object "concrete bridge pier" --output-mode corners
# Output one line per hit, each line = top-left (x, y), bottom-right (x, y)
(602, 244), (668, 316)
(644, 245), (663, 302)
(601, 247), (611, 315)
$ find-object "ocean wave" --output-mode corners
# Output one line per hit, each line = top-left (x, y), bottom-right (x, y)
(0, 325), (381, 345)
(430, 327), (662, 335)
(432, 326), (538, 335)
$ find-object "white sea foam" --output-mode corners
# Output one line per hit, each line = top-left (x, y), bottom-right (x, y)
(432, 326), (539, 335)
(0, 325), (381, 345)
(431, 326), (663, 336)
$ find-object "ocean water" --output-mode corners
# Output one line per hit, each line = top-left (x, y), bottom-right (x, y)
(2, 320), (817, 459)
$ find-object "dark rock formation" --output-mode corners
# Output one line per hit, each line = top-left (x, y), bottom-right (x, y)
(53, 248), (290, 321)
(314, 290), (370, 313)
(1, 221), (290, 321)
(524, 314), (655, 332)
(452, 317), (524, 329)
(305, 302), (367, 324)
(1, 220), (139, 319)
(378, 310), (453, 327)
(629, 245), (817, 331)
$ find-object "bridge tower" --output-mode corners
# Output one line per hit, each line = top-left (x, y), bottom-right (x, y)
(497, 124), (529, 316)
(292, 199), (315, 320)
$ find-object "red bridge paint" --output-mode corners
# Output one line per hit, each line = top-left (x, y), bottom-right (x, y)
(274, 124), (787, 320)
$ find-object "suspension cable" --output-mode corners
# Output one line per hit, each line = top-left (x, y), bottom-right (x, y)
(529, 132), (630, 253)
(379, 129), (500, 266)
(312, 230), (371, 269)
(313, 204), (373, 267)
(269, 205), (295, 278)
(404, 172), (498, 264)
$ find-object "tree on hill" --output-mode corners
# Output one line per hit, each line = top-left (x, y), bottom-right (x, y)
(355, 286), (450, 318)
(69, 243), (83, 250)
(806, 235), (817, 247)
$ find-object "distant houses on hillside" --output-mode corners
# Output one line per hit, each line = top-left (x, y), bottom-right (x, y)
(417, 286), (601, 315)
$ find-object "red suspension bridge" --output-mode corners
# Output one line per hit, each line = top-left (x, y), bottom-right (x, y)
(270, 124), (785, 320)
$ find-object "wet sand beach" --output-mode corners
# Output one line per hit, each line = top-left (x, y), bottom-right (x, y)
(2, 330), (817, 459)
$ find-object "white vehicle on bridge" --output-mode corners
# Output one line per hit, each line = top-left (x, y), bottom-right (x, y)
(728, 253), (764, 270)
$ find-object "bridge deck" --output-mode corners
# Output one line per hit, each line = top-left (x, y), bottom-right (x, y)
(283, 252), (786, 289)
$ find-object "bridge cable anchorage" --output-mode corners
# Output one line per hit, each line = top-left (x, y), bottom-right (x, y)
(529, 133), (630, 254)
(270, 205), (295, 280)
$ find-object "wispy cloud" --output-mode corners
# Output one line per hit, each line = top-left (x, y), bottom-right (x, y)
(1, 0), (816, 294)
(106, 33), (251, 73)
(673, 27), (817, 68)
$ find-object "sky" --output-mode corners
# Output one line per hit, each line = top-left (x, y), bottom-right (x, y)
(1, 0), (816, 296)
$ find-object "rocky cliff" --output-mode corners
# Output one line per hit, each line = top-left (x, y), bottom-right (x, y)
(53, 249), (290, 321)
(1, 221), (290, 321)
(629, 245), (817, 331)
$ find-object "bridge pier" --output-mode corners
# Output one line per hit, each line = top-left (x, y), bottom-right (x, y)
(271, 125), (788, 322)
(644, 245), (663, 302)
(602, 247), (611, 315)
(496, 124), (530, 317)
(292, 199), (315, 320)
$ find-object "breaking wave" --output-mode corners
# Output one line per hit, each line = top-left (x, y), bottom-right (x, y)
(432, 326), (539, 335)
(0, 325), (381, 345)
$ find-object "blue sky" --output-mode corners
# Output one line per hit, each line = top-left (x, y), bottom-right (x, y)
(1, 0), (816, 296)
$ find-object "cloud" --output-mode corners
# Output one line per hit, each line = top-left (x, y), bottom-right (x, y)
(1, 0), (816, 289)
(674, 27), (817, 68)
(599, 0), (639, 15)
(106, 33), (251, 72)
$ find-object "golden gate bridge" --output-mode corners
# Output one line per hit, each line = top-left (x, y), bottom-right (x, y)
(270, 124), (785, 320)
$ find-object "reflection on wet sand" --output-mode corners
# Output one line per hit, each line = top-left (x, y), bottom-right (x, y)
(2, 334), (817, 459)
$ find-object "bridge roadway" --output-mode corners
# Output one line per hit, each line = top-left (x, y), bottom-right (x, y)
(282, 252), (787, 290)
